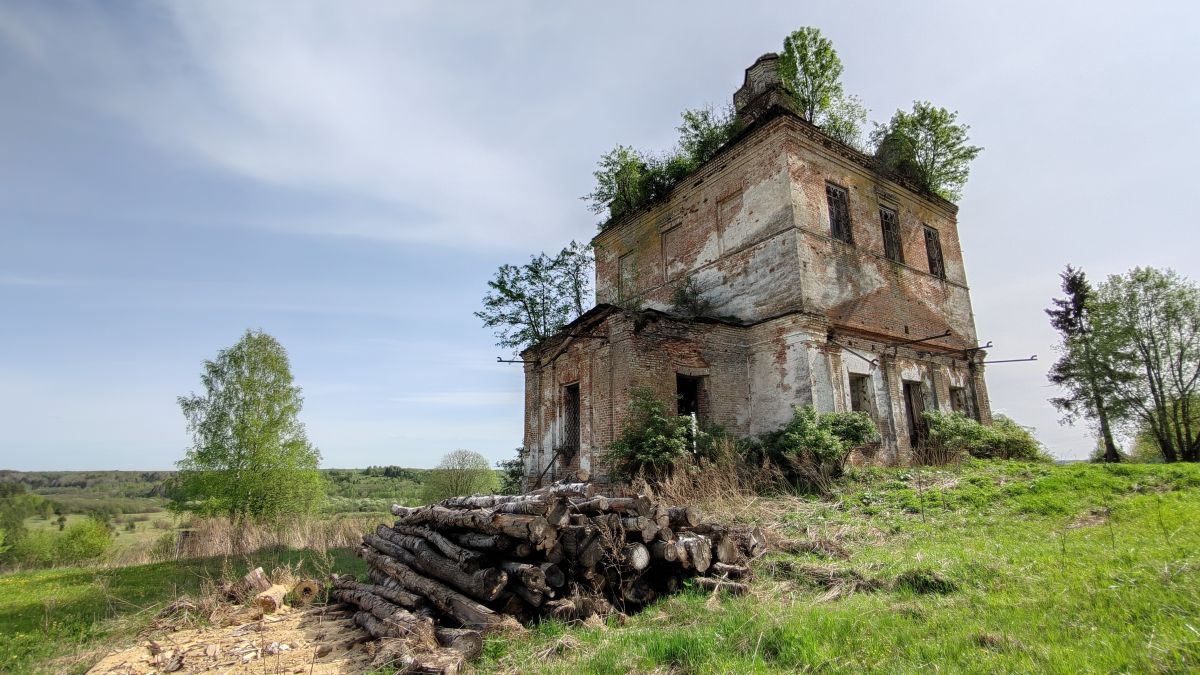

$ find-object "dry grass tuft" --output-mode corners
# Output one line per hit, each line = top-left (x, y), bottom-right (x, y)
(655, 437), (784, 513)
(758, 559), (887, 601)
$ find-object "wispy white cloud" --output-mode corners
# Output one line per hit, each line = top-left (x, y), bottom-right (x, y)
(0, 2), (579, 249)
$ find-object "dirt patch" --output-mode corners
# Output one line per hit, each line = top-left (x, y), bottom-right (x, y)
(87, 605), (374, 674)
(1068, 507), (1111, 529)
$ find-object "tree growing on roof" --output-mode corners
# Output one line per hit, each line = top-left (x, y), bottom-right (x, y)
(870, 101), (982, 202)
(778, 27), (868, 149)
(477, 241), (594, 351)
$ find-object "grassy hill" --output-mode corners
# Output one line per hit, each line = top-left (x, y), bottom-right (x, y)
(478, 461), (1200, 673)
(1, 460), (1198, 673)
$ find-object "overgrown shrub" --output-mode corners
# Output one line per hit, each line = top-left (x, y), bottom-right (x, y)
(150, 531), (178, 562)
(606, 387), (699, 480)
(922, 411), (1047, 462)
(586, 108), (739, 225)
(751, 406), (879, 492)
(56, 517), (114, 564)
(495, 454), (524, 495)
(9, 530), (56, 567)
(5, 517), (114, 568)
(670, 277), (716, 320)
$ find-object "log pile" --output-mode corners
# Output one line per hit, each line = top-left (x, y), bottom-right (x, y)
(331, 482), (766, 670)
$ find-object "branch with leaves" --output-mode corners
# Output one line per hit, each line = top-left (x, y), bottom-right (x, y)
(476, 242), (594, 352)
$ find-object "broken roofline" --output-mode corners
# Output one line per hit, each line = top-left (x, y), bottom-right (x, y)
(519, 303), (749, 359)
(591, 57), (958, 241)
(523, 304), (979, 365)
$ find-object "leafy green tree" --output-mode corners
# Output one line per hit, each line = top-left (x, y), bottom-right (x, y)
(870, 101), (982, 202)
(170, 330), (325, 521)
(778, 27), (868, 148)
(583, 145), (650, 221)
(606, 387), (696, 480)
(421, 450), (498, 502)
(585, 108), (739, 223)
(1094, 268), (1200, 462)
(476, 242), (594, 351)
(1047, 266), (1124, 462)
(0, 527), (8, 556)
(677, 105), (740, 167)
(0, 482), (47, 544)
(495, 453), (524, 495)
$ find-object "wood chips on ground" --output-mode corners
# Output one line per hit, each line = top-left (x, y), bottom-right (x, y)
(86, 605), (374, 674)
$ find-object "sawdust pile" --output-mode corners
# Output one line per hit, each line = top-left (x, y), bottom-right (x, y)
(87, 604), (374, 674)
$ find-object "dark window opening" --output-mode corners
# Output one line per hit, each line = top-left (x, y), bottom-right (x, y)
(677, 374), (702, 420)
(924, 225), (945, 279)
(880, 207), (903, 263)
(903, 381), (928, 448)
(562, 383), (580, 454)
(848, 374), (873, 417)
(825, 182), (853, 244)
(949, 386), (975, 419)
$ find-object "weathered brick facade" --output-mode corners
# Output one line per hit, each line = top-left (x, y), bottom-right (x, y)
(522, 54), (991, 486)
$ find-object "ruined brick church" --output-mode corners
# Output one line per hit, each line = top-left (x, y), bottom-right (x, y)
(521, 54), (991, 486)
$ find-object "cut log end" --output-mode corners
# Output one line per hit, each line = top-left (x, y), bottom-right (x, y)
(254, 584), (288, 614)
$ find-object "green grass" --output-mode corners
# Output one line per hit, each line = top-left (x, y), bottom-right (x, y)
(0, 547), (365, 674)
(480, 461), (1200, 673)
(24, 512), (180, 553)
(5, 461), (1200, 673)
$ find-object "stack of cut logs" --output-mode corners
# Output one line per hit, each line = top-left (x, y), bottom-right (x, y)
(332, 482), (766, 666)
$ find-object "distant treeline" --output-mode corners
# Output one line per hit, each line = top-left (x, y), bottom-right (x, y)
(0, 466), (448, 516)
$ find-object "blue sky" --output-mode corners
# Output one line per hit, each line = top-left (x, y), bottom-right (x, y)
(1, 1), (1197, 470)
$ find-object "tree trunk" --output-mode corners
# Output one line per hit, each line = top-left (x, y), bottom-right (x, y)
(435, 628), (483, 660)
(358, 546), (512, 631)
(451, 532), (531, 558)
(254, 585), (288, 614)
(667, 506), (702, 529)
(366, 532), (508, 602)
(498, 560), (550, 595)
(394, 505), (556, 551)
(391, 524), (486, 570)
(337, 575), (428, 612)
(622, 543), (651, 571)
(694, 577), (748, 595)
(334, 588), (435, 645)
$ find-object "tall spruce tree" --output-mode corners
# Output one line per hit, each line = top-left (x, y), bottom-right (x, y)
(1046, 266), (1123, 462)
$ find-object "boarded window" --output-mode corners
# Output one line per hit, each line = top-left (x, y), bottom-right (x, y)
(848, 374), (874, 417)
(618, 253), (636, 301)
(924, 225), (945, 279)
(825, 182), (853, 244)
(562, 383), (580, 453)
(880, 207), (903, 263)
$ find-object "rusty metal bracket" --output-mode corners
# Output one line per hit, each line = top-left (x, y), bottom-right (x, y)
(983, 355), (1038, 364)
(886, 329), (951, 352)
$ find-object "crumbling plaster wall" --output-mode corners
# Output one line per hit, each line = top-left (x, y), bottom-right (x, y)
(783, 121), (978, 348)
(594, 117), (803, 323)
